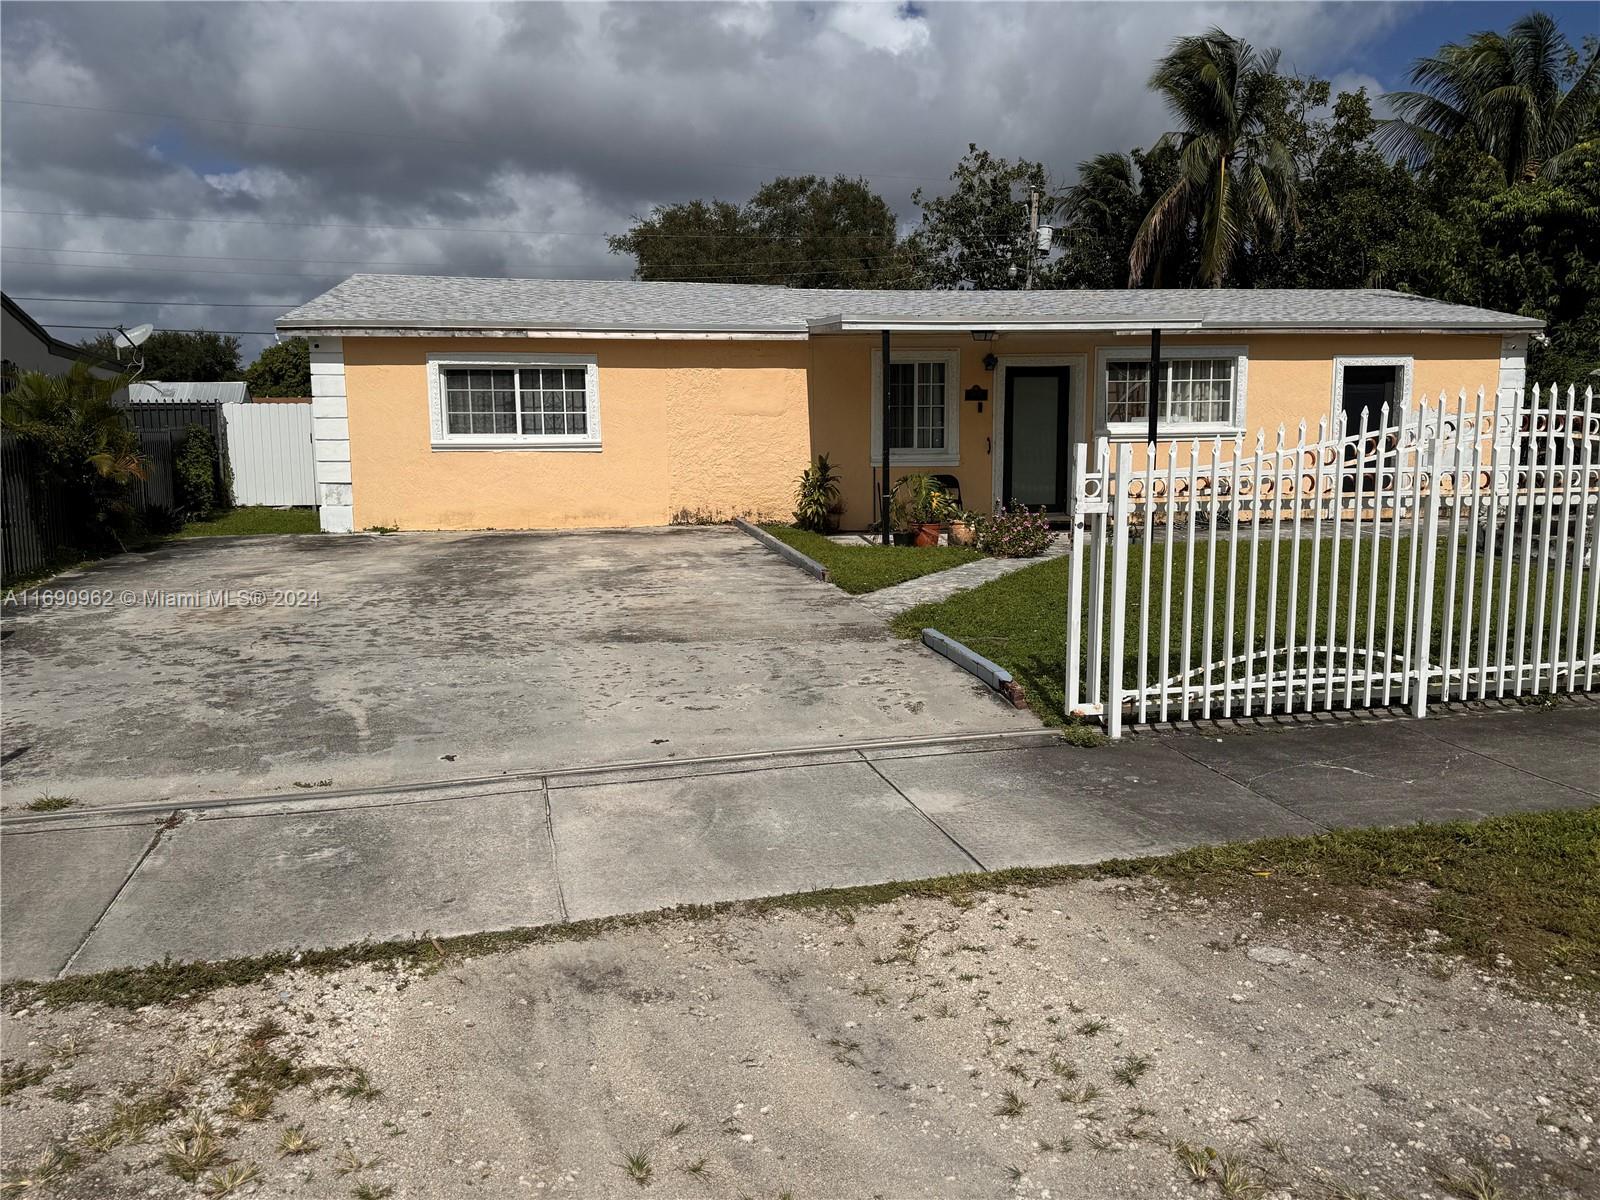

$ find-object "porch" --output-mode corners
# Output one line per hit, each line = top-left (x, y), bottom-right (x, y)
(804, 319), (1204, 539)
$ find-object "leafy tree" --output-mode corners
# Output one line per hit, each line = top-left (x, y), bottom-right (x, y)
(904, 144), (1050, 290)
(79, 329), (242, 382)
(245, 337), (311, 397)
(1377, 11), (1599, 182)
(1, 362), (146, 550)
(608, 175), (903, 288)
(1130, 28), (1298, 287)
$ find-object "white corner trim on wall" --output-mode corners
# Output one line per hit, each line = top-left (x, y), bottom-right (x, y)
(1498, 333), (1529, 397)
(309, 337), (352, 533)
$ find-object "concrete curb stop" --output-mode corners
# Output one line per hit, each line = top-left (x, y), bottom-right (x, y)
(920, 628), (1028, 709)
(733, 518), (831, 583)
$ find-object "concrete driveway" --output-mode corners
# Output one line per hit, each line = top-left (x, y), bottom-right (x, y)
(1, 527), (1031, 808)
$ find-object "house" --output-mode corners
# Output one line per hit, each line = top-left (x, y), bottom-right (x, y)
(274, 275), (1541, 534)
(1, 292), (120, 389)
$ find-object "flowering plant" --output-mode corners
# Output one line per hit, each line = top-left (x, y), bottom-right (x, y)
(971, 503), (1054, 557)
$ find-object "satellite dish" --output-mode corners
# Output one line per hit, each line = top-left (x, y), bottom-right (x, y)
(114, 323), (154, 353)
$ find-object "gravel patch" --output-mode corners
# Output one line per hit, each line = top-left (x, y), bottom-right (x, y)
(3, 878), (1595, 1198)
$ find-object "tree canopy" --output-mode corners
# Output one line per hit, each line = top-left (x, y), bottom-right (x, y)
(607, 175), (903, 288)
(902, 145), (1052, 290)
(79, 328), (242, 382)
(244, 337), (311, 397)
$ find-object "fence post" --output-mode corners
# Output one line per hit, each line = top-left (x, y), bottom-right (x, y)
(1412, 402), (1445, 718)
(1106, 444), (1133, 738)
(1065, 441), (1088, 716)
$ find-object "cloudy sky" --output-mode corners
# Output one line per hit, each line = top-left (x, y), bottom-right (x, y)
(0, 1), (1586, 360)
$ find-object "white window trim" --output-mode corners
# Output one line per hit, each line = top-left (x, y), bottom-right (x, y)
(870, 347), (961, 467)
(427, 351), (601, 451)
(1094, 344), (1248, 440)
(1330, 355), (1414, 432)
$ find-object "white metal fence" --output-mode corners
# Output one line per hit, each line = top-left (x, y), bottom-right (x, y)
(221, 401), (316, 506)
(1066, 385), (1600, 736)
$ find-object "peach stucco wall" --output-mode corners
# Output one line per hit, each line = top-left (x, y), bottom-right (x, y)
(340, 331), (1504, 531)
(342, 337), (810, 531)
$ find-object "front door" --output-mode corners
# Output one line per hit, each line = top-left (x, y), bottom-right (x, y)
(1003, 367), (1071, 511)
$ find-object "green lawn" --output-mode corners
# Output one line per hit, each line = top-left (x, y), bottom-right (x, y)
(761, 524), (982, 594)
(174, 506), (320, 538)
(893, 532), (1577, 724)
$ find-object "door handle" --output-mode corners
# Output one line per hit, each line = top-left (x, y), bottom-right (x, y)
(987, 437), (991, 455)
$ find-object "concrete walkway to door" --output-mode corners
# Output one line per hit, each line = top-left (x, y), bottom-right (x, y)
(3, 702), (1594, 983)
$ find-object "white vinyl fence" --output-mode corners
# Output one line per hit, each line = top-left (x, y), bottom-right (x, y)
(221, 401), (316, 506)
(1066, 385), (1600, 737)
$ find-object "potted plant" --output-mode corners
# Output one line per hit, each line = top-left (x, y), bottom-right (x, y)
(946, 501), (978, 546)
(893, 473), (947, 547)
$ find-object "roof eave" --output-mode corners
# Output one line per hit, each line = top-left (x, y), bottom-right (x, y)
(274, 321), (808, 340)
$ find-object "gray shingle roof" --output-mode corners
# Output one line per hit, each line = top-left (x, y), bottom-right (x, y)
(277, 274), (1542, 335)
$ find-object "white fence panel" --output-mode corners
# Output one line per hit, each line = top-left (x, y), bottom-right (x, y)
(222, 402), (316, 506)
(1066, 384), (1600, 735)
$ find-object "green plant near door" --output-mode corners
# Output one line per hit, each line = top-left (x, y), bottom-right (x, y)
(793, 453), (841, 532)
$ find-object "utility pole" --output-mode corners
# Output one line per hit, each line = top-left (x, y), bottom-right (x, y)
(1024, 187), (1039, 291)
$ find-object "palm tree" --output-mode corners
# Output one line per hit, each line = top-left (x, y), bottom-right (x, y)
(1377, 11), (1598, 181)
(2, 362), (146, 548)
(1129, 28), (1297, 288)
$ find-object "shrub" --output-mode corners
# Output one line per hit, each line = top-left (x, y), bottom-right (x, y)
(1, 362), (146, 553)
(174, 424), (226, 516)
(892, 473), (947, 526)
(793, 453), (841, 532)
(971, 504), (1054, 557)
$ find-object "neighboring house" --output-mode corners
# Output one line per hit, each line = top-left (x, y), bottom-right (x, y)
(128, 381), (252, 404)
(1, 292), (120, 390)
(275, 275), (1540, 534)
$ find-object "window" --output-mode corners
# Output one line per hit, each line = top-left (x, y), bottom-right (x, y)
(428, 354), (599, 449)
(888, 360), (946, 451)
(1098, 347), (1246, 434)
(871, 349), (960, 466)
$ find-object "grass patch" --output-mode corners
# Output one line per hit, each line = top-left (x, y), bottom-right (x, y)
(759, 524), (981, 594)
(24, 795), (77, 812)
(4, 808), (1593, 1012)
(891, 536), (1562, 724)
(173, 506), (319, 538)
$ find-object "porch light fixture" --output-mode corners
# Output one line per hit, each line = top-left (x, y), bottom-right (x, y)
(971, 330), (997, 341)
(964, 383), (988, 412)
(982, 352), (998, 372)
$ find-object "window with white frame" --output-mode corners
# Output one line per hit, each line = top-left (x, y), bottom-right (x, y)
(888, 361), (947, 451)
(871, 349), (960, 465)
(428, 354), (600, 448)
(1099, 348), (1245, 433)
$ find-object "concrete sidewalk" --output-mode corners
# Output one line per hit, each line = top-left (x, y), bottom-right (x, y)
(3, 704), (1596, 983)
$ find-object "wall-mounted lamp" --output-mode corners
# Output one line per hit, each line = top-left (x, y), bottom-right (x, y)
(982, 352), (998, 372)
(971, 330), (997, 342)
(964, 383), (989, 412)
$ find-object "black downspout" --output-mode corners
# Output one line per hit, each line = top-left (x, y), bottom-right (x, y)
(1147, 327), (1162, 447)
(881, 328), (892, 545)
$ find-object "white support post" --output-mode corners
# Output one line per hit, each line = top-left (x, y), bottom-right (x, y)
(1064, 442), (1089, 716)
(309, 337), (353, 532)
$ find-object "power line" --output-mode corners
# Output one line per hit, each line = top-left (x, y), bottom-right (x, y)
(3, 242), (906, 273)
(0, 96), (947, 184)
(1, 206), (912, 242)
(43, 322), (280, 336)
(2, 255), (918, 284)
(13, 295), (294, 307)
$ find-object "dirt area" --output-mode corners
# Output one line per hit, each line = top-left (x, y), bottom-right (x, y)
(2, 878), (1595, 1200)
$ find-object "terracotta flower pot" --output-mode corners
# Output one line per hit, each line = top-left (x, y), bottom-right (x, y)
(947, 520), (976, 546)
(912, 522), (943, 547)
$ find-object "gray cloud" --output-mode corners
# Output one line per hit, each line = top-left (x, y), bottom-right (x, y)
(1, 1), (1406, 359)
